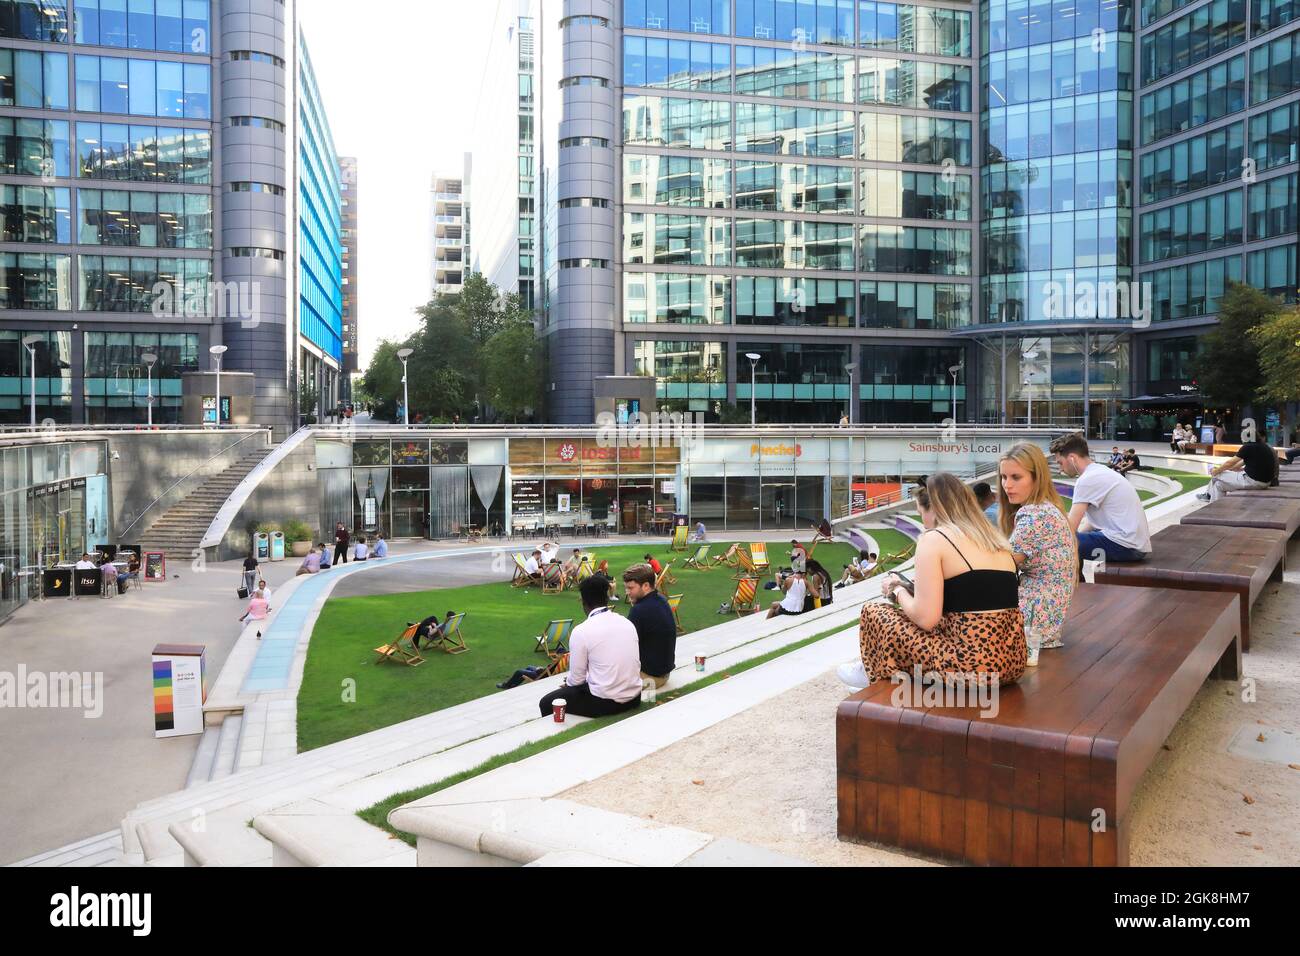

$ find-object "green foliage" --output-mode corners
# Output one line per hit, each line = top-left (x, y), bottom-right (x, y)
(1249, 305), (1300, 408)
(255, 521), (281, 534)
(1192, 282), (1282, 408)
(281, 519), (313, 544)
(484, 309), (540, 420)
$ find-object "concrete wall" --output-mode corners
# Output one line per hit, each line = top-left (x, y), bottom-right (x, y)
(218, 433), (320, 560)
(107, 429), (272, 541)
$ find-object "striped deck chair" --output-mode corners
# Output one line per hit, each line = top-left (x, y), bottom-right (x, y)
(730, 576), (759, 616)
(522, 652), (569, 683)
(883, 541), (917, 566)
(682, 544), (711, 571)
(533, 618), (573, 655)
(749, 542), (771, 573)
(511, 553), (537, 587)
(732, 548), (762, 581)
(709, 543), (741, 568)
(374, 623), (425, 666)
(429, 612), (469, 655)
(667, 593), (684, 634)
(576, 559), (594, 585)
(655, 559), (678, 590)
(670, 524), (689, 551)
(542, 562), (565, 594)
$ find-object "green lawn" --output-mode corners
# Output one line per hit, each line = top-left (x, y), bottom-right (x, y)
(297, 539), (868, 752)
(1149, 466), (1212, 496)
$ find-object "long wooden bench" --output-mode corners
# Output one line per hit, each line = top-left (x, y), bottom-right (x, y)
(1278, 468), (1300, 484)
(1094, 523), (1287, 652)
(1180, 497), (1300, 537)
(836, 583), (1240, 867)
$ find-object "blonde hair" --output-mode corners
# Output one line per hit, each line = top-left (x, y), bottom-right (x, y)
(915, 472), (1011, 555)
(997, 442), (1079, 572)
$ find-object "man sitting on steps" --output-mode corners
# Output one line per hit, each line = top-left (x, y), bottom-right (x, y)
(1199, 435), (1278, 501)
(537, 576), (642, 718)
(1051, 432), (1151, 565)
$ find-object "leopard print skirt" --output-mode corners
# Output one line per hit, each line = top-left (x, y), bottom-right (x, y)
(858, 602), (1027, 687)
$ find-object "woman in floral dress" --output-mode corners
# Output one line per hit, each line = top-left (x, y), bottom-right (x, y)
(997, 442), (1076, 651)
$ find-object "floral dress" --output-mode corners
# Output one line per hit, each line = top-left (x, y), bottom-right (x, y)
(1009, 503), (1075, 647)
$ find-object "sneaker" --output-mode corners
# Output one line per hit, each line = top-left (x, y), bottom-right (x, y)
(1196, 492), (1211, 501)
(837, 661), (870, 689)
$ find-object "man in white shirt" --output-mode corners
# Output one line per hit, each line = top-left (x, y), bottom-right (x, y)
(537, 576), (643, 718)
(523, 550), (542, 582)
(540, 540), (560, 566)
(1051, 433), (1151, 563)
(74, 553), (97, 570)
(353, 537), (369, 561)
(767, 570), (808, 618)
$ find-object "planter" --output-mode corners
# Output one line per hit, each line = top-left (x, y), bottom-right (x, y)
(291, 541), (311, 557)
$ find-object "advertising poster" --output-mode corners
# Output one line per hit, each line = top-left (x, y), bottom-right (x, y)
(152, 645), (207, 738)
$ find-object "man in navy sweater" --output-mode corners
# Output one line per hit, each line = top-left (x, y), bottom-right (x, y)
(623, 564), (677, 689)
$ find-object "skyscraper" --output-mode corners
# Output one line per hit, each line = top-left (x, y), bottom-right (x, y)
(340, 155), (359, 400)
(431, 160), (470, 297)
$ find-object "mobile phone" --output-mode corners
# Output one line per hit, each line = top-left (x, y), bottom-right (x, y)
(892, 571), (915, 594)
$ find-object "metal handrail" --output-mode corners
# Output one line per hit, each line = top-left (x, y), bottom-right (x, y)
(118, 429), (271, 539)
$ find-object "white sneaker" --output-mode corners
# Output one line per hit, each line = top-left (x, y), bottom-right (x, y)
(837, 661), (870, 689)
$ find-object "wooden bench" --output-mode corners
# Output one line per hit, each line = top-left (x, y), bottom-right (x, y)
(1180, 497), (1300, 538)
(1094, 523), (1287, 652)
(1182, 443), (1213, 456)
(1278, 468), (1300, 484)
(1222, 483), (1300, 501)
(836, 584), (1240, 867)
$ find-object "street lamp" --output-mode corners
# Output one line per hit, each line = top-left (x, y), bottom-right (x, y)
(1022, 348), (1039, 429)
(21, 334), (42, 429)
(844, 362), (857, 425)
(209, 345), (227, 426)
(948, 363), (962, 425)
(141, 352), (157, 427)
(745, 352), (761, 427)
(397, 348), (414, 426)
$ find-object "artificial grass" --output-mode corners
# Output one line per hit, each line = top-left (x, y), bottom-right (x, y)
(297, 539), (860, 752)
(355, 619), (851, 847)
(1148, 466), (1212, 497)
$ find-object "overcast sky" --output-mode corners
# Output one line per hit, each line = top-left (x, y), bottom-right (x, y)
(299, 1), (498, 369)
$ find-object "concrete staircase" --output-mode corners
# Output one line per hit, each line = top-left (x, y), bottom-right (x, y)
(142, 447), (273, 558)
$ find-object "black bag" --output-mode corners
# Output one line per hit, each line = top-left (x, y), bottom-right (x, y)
(238, 586), (249, 599)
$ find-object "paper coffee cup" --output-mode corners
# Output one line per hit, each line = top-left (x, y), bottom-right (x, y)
(1081, 559), (1101, 584)
(552, 698), (567, 723)
(695, 655), (706, 672)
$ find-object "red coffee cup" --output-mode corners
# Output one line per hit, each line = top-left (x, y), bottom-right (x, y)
(552, 698), (567, 723)
(695, 655), (706, 672)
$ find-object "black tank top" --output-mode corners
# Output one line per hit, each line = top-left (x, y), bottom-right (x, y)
(932, 529), (1019, 614)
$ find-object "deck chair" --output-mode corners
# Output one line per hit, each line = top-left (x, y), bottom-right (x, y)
(682, 544), (711, 571)
(429, 612), (469, 655)
(541, 562), (565, 594)
(533, 618), (573, 655)
(883, 541), (917, 566)
(749, 542), (770, 572)
(522, 652), (570, 684)
(655, 560), (678, 590)
(732, 548), (762, 581)
(670, 524), (689, 551)
(575, 559), (594, 585)
(709, 543), (741, 568)
(730, 577), (759, 616)
(667, 593), (684, 634)
(374, 623), (426, 667)
(511, 553), (538, 587)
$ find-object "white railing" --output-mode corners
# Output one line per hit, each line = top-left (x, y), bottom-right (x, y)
(198, 427), (314, 551)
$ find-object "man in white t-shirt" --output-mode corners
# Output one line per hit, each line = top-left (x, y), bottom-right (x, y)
(523, 550), (542, 583)
(74, 553), (97, 570)
(1051, 433), (1150, 563)
(767, 570), (808, 618)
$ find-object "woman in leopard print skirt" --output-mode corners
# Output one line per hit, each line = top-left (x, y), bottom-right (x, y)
(839, 473), (1026, 689)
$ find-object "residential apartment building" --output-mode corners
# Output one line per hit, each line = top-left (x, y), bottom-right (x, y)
(0, 0), (344, 433)
(339, 154), (358, 399)
(431, 161), (469, 296)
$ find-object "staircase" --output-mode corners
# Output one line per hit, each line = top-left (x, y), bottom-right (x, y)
(142, 447), (273, 558)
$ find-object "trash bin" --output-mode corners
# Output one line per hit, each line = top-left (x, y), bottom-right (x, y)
(253, 532), (270, 561)
(269, 531), (285, 561)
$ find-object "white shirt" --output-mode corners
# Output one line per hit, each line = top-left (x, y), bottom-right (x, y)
(1072, 461), (1151, 553)
(861, 559), (878, 573)
(780, 575), (808, 612)
(540, 544), (559, 565)
(566, 607), (643, 703)
(74, 560), (96, 570)
(523, 555), (540, 575)
(259, 584), (273, 599)
(354, 542), (369, 560)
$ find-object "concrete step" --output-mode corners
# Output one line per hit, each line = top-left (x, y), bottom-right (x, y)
(209, 714), (242, 782)
(254, 800), (415, 867)
(168, 808), (273, 867)
(184, 726), (221, 789)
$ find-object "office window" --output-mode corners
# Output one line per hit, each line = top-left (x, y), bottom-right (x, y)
(0, 118), (70, 177)
(0, 0), (70, 41)
(1249, 100), (1300, 172)
(1, 185), (70, 242)
(0, 252), (71, 309)
(0, 47), (69, 108)
(73, 54), (210, 118)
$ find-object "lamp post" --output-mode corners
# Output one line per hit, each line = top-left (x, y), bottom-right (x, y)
(397, 348), (414, 426)
(844, 362), (857, 425)
(209, 344), (227, 426)
(948, 363), (961, 425)
(141, 352), (157, 427)
(745, 352), (761, 427)
(21, 334), (42, 429)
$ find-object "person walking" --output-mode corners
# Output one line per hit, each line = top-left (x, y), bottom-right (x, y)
(334, 521), (350, 564)
(242, 551), (259, 596)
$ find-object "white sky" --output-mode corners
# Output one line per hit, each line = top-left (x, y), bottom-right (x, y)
(298, 0), (499, 369)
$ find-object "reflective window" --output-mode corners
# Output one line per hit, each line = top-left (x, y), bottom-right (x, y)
(623, 154), (731, 207)
(857, 57), (971, 111)
(1146, 337), (1200, 388)
(1139, 189), (1244, 262)
(82, 330), (199, 423)
(860, 113), (972, 164)
(1141, 55), (1245, 145)
(0, 253), (71, 309)
(985, 35), (1132, 110)
(859, 3), (971, 56)
(73, 54), (210, 118)
(1252, 0), (1299, 33)
(76, 122), (211, 183)
(1141, 0), (1247, 84)
(983, 153), (1134, 218)
(77, 188), (212, 247)
(736, 0), (853, 44)
(1, 185), (70, 242)
(0, 118), (71, 177)
(75, 0), (209, 53)
(986, 0), (1130, 52)
(981, 266), (1136, 324)
(860, 169), (973, 220)
(1145, 254), (1243, 322)
(983, 210), (1132, 274)
(0, 48), (69, 108)
(860, 225), (972, 275)
(1250, 29), (1300, 104)
(1140, 122), (1244, 203)
(623, 36), (731, 92)
(1249, 100), (1300, 172)
(633, 340), (727, 402)
(985, 93), (1133, 162)
(735, 218), (854, 269)
(78, 254), (209, 311)
(622, 212), (730, 265)
(623, 272), (731, 323)
(859, 280), (972, 329)
(735, 45), (852, 102)
(735, 103), (854, 156)
(1141, 0), (1199, 27)
(733, 160), (852, 213)
(622, 93), (732, 151)
(625, 0), (732, 36)
(735, 276), (855, 326)
(1246, 171), (1298, 240)
(0, 0), (70, 41)
(1246, 245), (1297, 301)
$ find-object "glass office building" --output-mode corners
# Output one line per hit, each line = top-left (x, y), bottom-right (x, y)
(1, 1), (343, 434)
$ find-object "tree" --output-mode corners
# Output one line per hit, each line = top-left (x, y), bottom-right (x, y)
(1192, 282), (1281, 411)
(361, 339), (408, 422)
(1249, 304), (1300, 441)
(484, 309), (540, 420)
